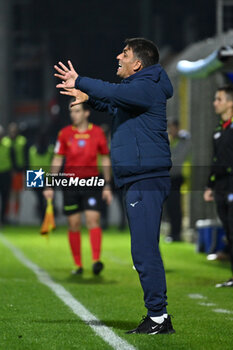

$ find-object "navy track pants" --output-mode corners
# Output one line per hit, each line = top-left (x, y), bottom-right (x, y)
(124, 177), (171, 317)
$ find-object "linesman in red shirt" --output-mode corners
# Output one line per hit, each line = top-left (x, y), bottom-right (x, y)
(44, 101), (112, 275)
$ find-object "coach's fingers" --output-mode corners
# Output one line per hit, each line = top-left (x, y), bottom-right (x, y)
(54, 65), (66, 75)
(54, 73), (66, 80)
(68, 60), (76, 72)
(56, 82), (69, 88)
(60, 90), (74, 96)
(58, 61), (69, 72)
(70, 101), (80, 107)
(63, 87), (77, 93)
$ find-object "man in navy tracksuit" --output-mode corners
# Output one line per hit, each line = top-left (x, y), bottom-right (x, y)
(54, 38), (175, 335)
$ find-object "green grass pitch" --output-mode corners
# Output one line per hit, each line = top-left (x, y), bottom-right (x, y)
(0, 225), (232, 350)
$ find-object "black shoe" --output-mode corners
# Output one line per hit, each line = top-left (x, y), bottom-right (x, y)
(93, 261), (104, 275)
(125, 315), (175, 335)
(71, 267), (83, 275)
(216, 278), (233, 288)
(166, 315), (175, 333)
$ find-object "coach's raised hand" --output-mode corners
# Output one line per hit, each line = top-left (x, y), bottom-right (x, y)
(60, 88), (89, 107)
(54, 60), (78, 89)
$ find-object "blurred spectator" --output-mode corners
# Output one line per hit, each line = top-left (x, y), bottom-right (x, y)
(43, 102), (112, 275)
(28, 131), (54, 221)
(164, 119), (191, 242)
(204, 85), (233, 287)
(0, 126), (15, 226)
(7, 122), (28, 223)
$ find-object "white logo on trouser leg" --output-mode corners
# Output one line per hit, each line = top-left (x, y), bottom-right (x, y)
(130, 201), (139, 207)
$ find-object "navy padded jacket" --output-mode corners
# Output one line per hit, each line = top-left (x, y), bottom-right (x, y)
(75, 63), (173, 188)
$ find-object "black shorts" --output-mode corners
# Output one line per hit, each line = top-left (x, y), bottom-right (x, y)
(63, 187), (103, 216)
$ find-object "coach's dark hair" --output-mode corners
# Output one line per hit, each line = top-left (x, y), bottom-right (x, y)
(69, 98), (90, 111)
(125, 37), (159, 68)
(217, 85), (233, 101)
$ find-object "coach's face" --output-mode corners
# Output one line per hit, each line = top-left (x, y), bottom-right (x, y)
(116, 45), (142, 79)
(69, 105), (89, 127)
(213, 91), (233, 117)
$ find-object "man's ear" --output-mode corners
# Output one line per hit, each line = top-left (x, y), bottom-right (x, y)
(227, 99), (233, 110)
(85, 110), (90, 119)
(133, 60), (143, 72)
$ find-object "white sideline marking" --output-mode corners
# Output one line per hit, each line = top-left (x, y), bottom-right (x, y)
(188, 294), (233, 318)
(213, 308), (233, 315)
(198, 302), (216, 307)
(0, 234), (136, 350)
(188, 294), (207, 300)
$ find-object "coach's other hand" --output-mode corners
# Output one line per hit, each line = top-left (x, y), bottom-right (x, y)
(60, 88), (89, 106)
(54, 60), (78, 89)
(43, 188), (54, 200)
(102, 186), (113, 205)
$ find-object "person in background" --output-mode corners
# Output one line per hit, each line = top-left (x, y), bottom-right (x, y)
(44, 101), (112, 276)
(0, 125), (15, 226)
(164, 119), (191, 242)
(8, 122), (28, 223)
(29, 131), (54, 221)
(204, 85), (233, 288)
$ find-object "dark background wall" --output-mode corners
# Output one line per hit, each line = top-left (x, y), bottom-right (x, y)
(1, 0), (217, 134)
